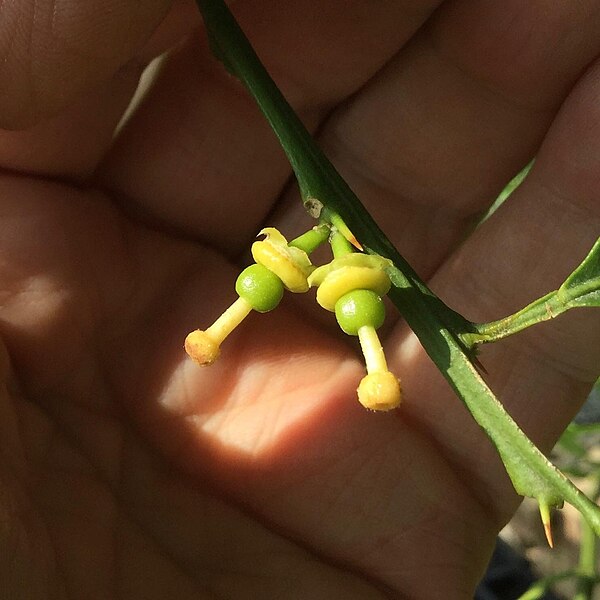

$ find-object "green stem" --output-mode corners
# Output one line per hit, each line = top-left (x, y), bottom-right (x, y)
(195, 0), (472, 334)
(465, 290), (576, 346)
(330, 231), (354, 259)
(574, 520), (597, 600)
(289, 223), (330, 254)
(195, 0), (600, 534)
(575, 478), (600, 600)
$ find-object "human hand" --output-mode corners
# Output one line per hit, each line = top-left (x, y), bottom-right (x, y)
(1, 2), (599, 598)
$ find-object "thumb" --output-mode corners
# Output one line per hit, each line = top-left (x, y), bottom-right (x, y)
(0, 0), (184, 128)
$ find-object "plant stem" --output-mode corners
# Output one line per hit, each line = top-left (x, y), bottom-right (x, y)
(574, 518), (597, 599)
(197, 0), (330, 204)
(195, 0), (472, 335)
(289, 223), (330, 254)
(465, 236), (600, 346)
(330, 231), (354, 259)
(575, 478), (600, 600)
(465, 290), (575, 346)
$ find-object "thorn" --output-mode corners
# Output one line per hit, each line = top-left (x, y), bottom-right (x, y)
(329, 212), (363, 251)
(543, 520), (554, 549)
(337, 224), (362, 250)
(539, 501), (554, 548)
(347, 234), (363, 251)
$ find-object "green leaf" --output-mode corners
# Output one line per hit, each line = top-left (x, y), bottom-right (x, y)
(194, 0), (600, 536)
(558, 237), (600, 308)
(477, 161), (532, 226)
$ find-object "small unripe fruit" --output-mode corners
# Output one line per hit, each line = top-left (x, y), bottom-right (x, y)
(335, 289), (385, 336)
(235, 264), (284, 313)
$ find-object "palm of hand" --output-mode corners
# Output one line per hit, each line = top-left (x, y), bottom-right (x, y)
(2, 2), (600, 599)
(2, 170), (494, 600)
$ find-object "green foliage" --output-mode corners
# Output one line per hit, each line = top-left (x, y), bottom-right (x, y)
(558, 237), (600, 309)
(478, 161), (532, 226)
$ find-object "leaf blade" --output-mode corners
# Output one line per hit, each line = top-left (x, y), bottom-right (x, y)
(559, 237), (600, 308)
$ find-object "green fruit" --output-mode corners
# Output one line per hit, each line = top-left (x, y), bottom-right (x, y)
(235, 264), (284, 313)
(335, 289), (385, 336)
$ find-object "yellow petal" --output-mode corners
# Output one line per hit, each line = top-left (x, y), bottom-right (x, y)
(315, 265), (391, 311)
(251, 228), (313, 293)
(308, 253), (392, 287)
(257, 227), (288, 246)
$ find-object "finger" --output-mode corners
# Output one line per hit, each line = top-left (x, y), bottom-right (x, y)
(387, 55), (600, 521)
(276, 0), (600, 277)
(99, 236), (496, 592)
(0, 1), (201, 179)
(0, 0), (174, 129)
(0, 67), (141, 180)
(0, 170), (406, 592)
(97, 0), (441, 255)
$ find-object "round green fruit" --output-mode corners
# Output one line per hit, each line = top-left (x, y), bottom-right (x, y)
(235, 264), (284, 313)
(334, 289), (385, 336)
